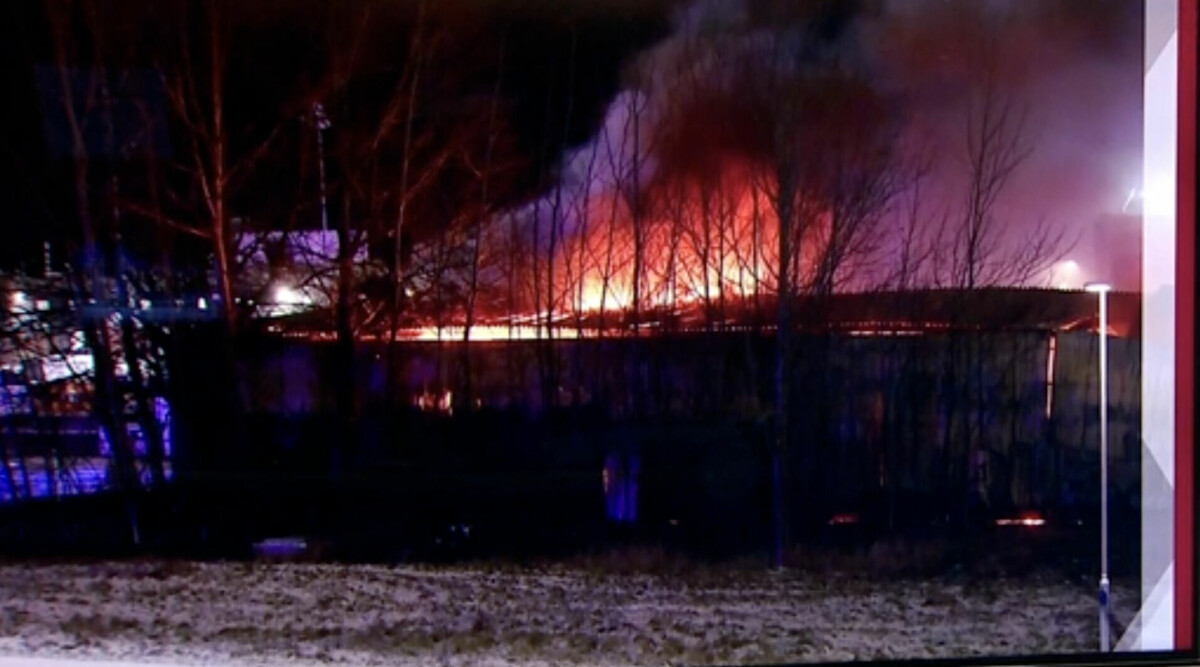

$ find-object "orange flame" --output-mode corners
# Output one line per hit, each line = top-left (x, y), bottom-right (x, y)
(545, 164), (831, 321)
(382, 165), (836, 341)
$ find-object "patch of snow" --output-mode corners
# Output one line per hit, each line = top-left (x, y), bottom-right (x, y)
(0, 562), (1132, 666)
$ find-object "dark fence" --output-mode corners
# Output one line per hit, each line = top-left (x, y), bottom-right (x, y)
(149, 329), (1141, 560)
(0, 327), (1141, 564)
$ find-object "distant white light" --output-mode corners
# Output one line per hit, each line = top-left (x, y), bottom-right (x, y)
(994, 510), (1046, 527)
(35, 299), (50, 312)
(139, 299), (152, 311)
(9, 291), (29, 309)
(197, 297), (208, 310)
(274, 284), (310, 306)
(1084, 282), (1113, 294)
(995, 516), (1046, 527)
(1051, 260), (1083, 290)
(1142, 173), (1174, 218)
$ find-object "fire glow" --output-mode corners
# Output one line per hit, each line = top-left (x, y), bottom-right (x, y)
(551, 169), (828, 319)
(366, 167), (844, 342)
(994, 512), (1046, 527)
(828, 512), (861, 526)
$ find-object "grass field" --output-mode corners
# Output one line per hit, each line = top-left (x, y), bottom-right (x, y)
(0, 554), (1137, 667)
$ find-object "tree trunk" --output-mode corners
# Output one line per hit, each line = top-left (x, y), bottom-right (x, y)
(386, 0), (427, 406)
(334, 196), (357, 477)
(461, 32), (505, 408)
(208, 9), (236, 337)
(771, 173), (795, 570)
(110, 167), (169, 492)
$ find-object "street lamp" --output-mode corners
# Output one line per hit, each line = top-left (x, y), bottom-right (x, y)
(1084, 281), (1112, 651)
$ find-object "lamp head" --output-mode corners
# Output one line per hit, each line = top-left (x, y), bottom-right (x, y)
(1084, 282), (1113, 294)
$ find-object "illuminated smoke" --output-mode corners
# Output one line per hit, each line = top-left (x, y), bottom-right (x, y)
(492, 0), (865, 324)
(438, 0), (1140, 338)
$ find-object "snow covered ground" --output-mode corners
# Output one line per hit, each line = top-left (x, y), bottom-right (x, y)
(0, 560), (1126, 666)
(0, 659), (206, 667)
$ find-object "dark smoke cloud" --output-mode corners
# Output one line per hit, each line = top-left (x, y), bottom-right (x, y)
(863, 0), (1143, 285)
(544, 0), (1141, 287)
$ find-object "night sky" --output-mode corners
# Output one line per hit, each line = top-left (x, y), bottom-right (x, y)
(0, 0), (677, 270)
(0, 0), (1144, 288)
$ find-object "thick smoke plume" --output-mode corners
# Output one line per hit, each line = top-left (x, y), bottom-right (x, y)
(491, 0), (1141, 325)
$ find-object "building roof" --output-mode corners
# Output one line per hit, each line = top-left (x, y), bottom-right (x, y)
(266, 287), (1144, 340)
(790, 288), (1140, 337)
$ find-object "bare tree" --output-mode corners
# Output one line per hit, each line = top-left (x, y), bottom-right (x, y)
(43, 0), (151, 543)
(315, 3), (379, 471)
(925, 37), (1071, 525)
(384, 0), (430, 404)
(803, 73), (906, 298)
(1, 272), (104, 505)
(738, 25), (819, 569)
(936, 65), (1065, 290)
(317, 0), (476, 410)
(462, 35), (508, 343)
(710, 0), (913, 565)
(148, 2), (254, 336)
(529, 27), (581, 409)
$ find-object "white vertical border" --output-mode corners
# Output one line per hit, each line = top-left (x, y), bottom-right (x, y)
(1133, 0), (1179, 651)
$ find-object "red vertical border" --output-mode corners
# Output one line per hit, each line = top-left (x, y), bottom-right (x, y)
(1177, 0), (1198, 652)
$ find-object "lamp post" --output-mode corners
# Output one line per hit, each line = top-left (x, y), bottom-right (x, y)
(1085, 281), (1112, 651)
(313, 103), (331, 232)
